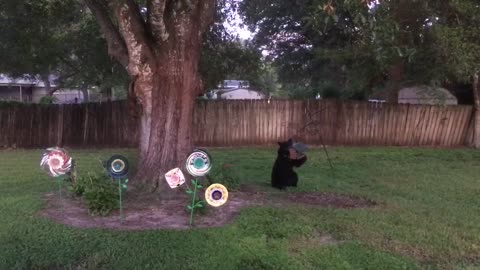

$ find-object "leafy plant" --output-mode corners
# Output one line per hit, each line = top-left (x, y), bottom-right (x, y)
(70, 173), (117, 216)
(39, 96), (57, 105)
(0, 101), (26, 108)
(68, 178), (85, 197)
(65, 159), (77, 184)
(209, 163), (241, 191)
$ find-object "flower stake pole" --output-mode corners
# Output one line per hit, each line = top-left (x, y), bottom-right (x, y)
(186, 179), (204, 227)
(118, 179), (128, 223)
(105, 155), (130, 224)
(57, 175), (65, 213)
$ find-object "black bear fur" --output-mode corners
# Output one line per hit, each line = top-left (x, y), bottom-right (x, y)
(271, 138), (307, 190)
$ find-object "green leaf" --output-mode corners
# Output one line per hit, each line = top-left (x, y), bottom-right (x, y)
(354, 14), (360, 24)
(196, 185), (203, 189)
(394, 47), (404, 57)
(124, 179), (129, 183)
(187, 205), (193, 210)
(186, 190), (194, 194)
(122, 184), (127, 189)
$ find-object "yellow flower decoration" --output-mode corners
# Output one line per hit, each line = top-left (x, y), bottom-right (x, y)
(205, 183), (229, 207)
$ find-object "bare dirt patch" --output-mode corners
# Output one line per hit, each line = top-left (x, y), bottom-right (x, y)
(40, 188), (376, 231)
(288, 230), (346, 255)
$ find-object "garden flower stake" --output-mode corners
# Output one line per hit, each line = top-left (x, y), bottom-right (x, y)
(40, 147), (72, 212)
(106, 155), (129, 223)
(165, 149), (230, 227)
(184, 149), (213, 226)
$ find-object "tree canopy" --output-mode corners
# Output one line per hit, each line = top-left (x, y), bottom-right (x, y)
(0, 0), (267, 99)
(239, 0), (480, 101)
(0, 0), (128, 98)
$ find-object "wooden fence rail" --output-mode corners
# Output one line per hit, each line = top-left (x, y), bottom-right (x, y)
(0, 100), (474, 148)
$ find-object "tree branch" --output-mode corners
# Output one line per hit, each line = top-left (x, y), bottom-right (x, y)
(474, 71), (480, 110)
(147, 0), (169, 42)
(83, 0), (129, 68)
(197, 0), (216, 32)
(113, 0), (156, 76)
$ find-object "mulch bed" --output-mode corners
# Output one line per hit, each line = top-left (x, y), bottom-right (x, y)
(40, 187), (376, 231)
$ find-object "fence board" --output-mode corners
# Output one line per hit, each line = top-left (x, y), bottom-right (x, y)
(0, 100), (474, 148)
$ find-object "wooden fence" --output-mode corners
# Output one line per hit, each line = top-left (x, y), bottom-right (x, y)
(0, 100), (474, 148)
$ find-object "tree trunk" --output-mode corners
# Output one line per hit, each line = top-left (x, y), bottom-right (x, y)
(81, 84), (89, 103)
(132, 41), (202, 193)
(83, 0), (215, 194)
(472, 72), (480, 148)
(101, 86), (112, 101)
(385, 59), (406, 103)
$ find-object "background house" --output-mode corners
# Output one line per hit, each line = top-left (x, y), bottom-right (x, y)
(398, 86), (458, 105)
(369, 85), (458, 105)
(0, 74), (86, 103)
(216, 88), (266, 99)
(202, 80), (267, 100)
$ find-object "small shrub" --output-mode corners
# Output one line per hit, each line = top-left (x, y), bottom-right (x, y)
(70, 173), (118, 216)
(209, 163), (241, 191)
(69, 181), (86, 197)
(0, 101), (26, 108)
(65, 159), (77, 184)
(68, 174), (86, 197)
(39, 96), (57, 105)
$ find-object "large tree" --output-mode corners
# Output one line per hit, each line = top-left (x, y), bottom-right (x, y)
(425, 1), (480, 147)
(238, 0), (444, 101)
(82, 0), (215, 191)
(239, 0), (380, 99)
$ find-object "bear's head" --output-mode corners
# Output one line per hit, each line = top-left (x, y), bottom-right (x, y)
(277, 138), (293, 158)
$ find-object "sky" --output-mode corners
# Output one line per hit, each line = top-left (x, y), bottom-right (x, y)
(223, 9), (254, 40)
(226, 23), (253, 40)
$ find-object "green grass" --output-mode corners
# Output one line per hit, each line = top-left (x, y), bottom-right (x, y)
(0, 147), (479, 269)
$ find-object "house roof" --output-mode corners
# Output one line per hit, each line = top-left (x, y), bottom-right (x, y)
(218, 80), (250, 89)
(398, 86), (457, 105)
(216, 88), (265, 96)
(0, 74), (57, 87)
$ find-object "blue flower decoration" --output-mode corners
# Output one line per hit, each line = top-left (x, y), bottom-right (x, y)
(106, 155), (129, 179)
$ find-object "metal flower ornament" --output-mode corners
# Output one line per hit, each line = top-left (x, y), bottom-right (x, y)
(205, 183), (228, 207)
(164, 149), (230, 226)
(106, 155), (129, 179)
(105, 155), (129, 222)
(183, 149), (229, 226)
(185, 149), (212, 177)
(40, 147), (73, 212)
(40, 147), (72, 177)
(165, 168), (186, 189)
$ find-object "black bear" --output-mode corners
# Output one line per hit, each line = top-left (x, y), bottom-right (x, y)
(271, 138), (307, 190)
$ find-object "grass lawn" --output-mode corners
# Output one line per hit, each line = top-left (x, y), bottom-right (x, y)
(0, 147), (479, 269)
